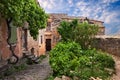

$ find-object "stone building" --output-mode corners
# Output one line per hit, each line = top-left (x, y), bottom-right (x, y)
(0, 16), (23, 68)
(0, 16), (42, 67)
(39, 13), (105, 54)
(38, 18), (60, 54)
(0, 13), (105, 62)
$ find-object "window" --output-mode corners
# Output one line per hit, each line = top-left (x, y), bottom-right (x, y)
(41, 35), (43, 44)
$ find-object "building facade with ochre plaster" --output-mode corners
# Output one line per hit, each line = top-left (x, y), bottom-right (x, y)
(38, 13), (105, 54)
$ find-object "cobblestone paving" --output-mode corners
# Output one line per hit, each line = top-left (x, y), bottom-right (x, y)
(4, 55), (52, 80)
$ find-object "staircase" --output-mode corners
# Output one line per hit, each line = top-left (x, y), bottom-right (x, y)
(23, 50), (40, 64)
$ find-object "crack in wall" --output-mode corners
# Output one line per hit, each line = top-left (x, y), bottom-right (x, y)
(6, 18), (18, 64)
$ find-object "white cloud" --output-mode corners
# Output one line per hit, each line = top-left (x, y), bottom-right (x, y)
(98, 11), (119, 23)
(68, 0), (73, 4)
(76, 1), (87, 7)
(102, 0), (119, 3)
(72, 0), (119, 24)
(38, 0), (119, 23)
(38, 0), (52, 9)
(38, 0), (68, 13)
(38, 0), (120, 34)
(67, 0), (74, 7)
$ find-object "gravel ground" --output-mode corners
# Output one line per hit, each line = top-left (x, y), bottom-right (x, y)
(111, 56), (120, 80)
(3, 55), (53, 80)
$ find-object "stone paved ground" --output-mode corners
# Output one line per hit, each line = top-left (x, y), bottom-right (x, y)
(111, 56), (120, 80)
(2, 54), (120, 80)
(4, 55), (52, 80)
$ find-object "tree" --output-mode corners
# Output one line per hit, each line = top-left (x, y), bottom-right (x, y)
(57, 19), (98, 49)
(57, 21), (72, 41)
(74, 22), (98, 49)
(57, 19), (79, 41)
(0, 0), (48, 39)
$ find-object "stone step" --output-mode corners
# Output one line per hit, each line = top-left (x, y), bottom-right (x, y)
(27, 55), (35, 59)
(31, 57), (38, 61)
(34, 58), (41, 64)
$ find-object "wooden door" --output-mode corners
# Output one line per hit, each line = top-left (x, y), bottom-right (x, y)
(46, 39), (51, 51)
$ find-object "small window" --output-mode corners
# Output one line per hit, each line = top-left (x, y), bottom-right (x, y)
(31, 47), (34, 54)
(41, 35), (43, 44)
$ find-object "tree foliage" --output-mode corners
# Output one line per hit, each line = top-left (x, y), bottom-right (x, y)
(57, 19), (98, 49)
(57, 21), (72, 41)
(0, 0), (48, 39)
(74, 22), (98, 49)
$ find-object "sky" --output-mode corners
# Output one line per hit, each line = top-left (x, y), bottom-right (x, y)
(38, 0), (120, 35)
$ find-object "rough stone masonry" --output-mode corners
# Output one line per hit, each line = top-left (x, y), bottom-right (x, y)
(94, 36), (120, 57)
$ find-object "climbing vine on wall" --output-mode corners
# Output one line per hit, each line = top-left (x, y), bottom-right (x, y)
(0, 0), (48, 39)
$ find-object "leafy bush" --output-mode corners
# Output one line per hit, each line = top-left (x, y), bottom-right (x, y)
(50, 42), (82, 76)
(0, 0), (48, 39)
(49, 42), (115, 79)
(46, 75), (54, 80)
(94, 52), (115, 69)
(57, 19), (98, 49)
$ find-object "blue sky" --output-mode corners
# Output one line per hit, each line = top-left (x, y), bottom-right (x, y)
(38, 0), (120, 35)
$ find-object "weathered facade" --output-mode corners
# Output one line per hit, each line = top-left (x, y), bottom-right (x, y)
(39, 13), (105, 54)
(0, 17), (23, 61)
(49, 13), (105, 35)
(0, 17), (24, 69)
(39, 19), (60, 54)
(0, 13), (105, 61)
(0, 16), (42, 67)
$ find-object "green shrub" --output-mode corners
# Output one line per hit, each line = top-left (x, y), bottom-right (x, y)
(46, 75), (54, 80)
(39, 55), (46, 60)
(50, 42), (82, 76)
(94, 52), (115, 69)
(49, 42), (115, 80)
(83, 49), (115, 79)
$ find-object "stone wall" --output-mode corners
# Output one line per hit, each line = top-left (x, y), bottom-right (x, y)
(0, 17), (23, 60)
(27, 31), (41, 57)
(38, 29), (46, 55)
(93, 37), (120, 57)
(0, 17), (11, 60)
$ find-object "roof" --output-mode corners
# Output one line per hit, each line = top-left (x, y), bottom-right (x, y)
(49, 13), (104, 23)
